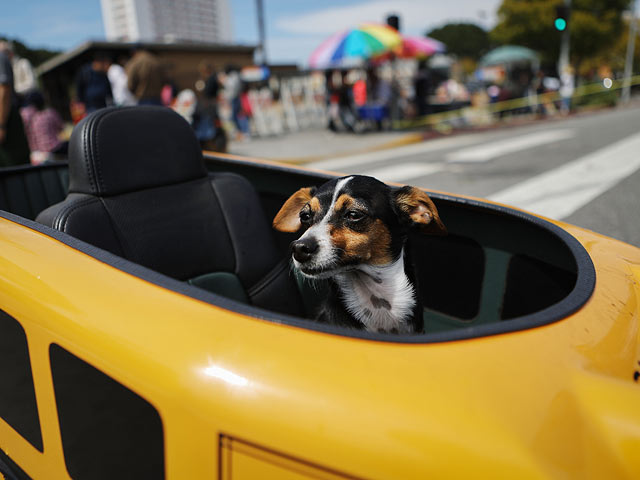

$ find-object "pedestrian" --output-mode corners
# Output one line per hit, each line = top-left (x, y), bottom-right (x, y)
(363, 66), (391, 131)
(413, 59), (432, 117)
(196, 60), (222, 126)
(20, 90), (67, 164)
(12, 54), (37, 99)
(559, 65), (574, 115)
(0, 41), (30, 167)
(197, 61), (221, 105)
(532, 70), (547, 117)
(325, 70), (341, 132)
(223, 65), (249, 139)
(75, 53), (113, 113)
(126, 48), (164, 106)
(108, 56), (136, 106)
(337, 70), (356, 132)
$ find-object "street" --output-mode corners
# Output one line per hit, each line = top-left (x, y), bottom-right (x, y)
(297, 106), (640, 247)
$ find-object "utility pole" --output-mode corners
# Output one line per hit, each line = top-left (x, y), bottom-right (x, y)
(557, 0), (571, 77)
(256, 0), (267, 66)
(622, 0), (638, 104)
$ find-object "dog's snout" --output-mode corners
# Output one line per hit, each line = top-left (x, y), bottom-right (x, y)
(292, 238), (319, 263)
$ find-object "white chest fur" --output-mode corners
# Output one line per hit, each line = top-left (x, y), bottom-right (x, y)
(334, 253), (416, 333)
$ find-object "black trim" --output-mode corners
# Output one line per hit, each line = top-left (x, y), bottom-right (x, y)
(0, 162), (68, 175)
(219, 434), (364, 480)
(0, 448), (31, 480)
(0, 160), (596, 344)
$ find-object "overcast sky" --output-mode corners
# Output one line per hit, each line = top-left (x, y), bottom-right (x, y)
(1, 0), (502, 66)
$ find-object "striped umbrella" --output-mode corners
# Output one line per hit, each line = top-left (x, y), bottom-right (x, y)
(395, 35), (446, 58)
(309, 23), (402, 69)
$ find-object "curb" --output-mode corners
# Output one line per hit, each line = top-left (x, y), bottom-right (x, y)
(256, 131), (426, 165)
(292, 133), (425, 165)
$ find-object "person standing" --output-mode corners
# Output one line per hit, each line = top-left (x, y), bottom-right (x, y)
(413, 59), (432, 117)
(559, 65), (575, 115)
(0, 41), (30, 167)
(126, 49), (164, 106)
(75, 53), (113, 113)
(20, 90), (67, 164)
(223, 65), (249, 139)
(108, 57), (136, 106)
(12, 54), (37, 98)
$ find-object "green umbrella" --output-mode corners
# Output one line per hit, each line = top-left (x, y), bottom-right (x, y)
(479, 45), (540, 67)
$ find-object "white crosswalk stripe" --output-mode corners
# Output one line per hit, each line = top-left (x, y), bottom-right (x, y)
(363, 163), (444, 183)
(488, 131), (640, 219)
(307, 134), (479, 171)
(447, 129), (575, 163)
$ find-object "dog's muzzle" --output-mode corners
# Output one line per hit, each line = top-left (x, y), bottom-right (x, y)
(291, 237), (319, 263)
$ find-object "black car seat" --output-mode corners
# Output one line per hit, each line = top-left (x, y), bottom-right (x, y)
(36, 106), (305, 316)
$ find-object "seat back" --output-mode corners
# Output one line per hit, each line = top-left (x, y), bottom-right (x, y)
(0, 163), (68, 220)
(37, 106), (304, 316)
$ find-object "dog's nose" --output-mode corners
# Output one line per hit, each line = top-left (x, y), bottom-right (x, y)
(291, 238), (318, 263)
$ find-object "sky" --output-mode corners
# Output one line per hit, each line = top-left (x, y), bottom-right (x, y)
(1, 0), (502, 66)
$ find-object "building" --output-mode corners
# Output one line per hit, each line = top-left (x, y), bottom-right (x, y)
(100, 0), (233, 44)
(36, 40), (255, 119)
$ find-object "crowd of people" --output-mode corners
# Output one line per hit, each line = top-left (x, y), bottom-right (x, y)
(1, 38), (593, 168)
(322, 58), (473, 133)
(320, 55), (586, 133)
(0, 41), (257, 167)
(72, 49), (252, 153)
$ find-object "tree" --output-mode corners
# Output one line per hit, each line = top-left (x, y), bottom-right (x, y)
(580, 16), (640, 76)
(490, 0), (631, 72)
(0, 36), (59, 68)
(426, 23), (491, 60)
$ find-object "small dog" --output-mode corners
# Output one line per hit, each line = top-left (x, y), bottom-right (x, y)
(273, 175), (446, 333)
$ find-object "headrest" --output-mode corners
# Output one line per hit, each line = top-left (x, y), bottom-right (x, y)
(68, 106), (206, 196)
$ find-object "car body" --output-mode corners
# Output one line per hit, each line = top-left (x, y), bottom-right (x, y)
(1, 141), (640, 479)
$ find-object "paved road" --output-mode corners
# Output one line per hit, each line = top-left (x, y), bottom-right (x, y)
(307, 107), (640, 247)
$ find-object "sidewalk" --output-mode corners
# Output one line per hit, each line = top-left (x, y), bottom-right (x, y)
(227, 128), (423, 164)
(226, 98), (640, 164)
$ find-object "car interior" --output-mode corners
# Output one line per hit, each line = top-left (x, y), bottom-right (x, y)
(0, 106), (594, 341)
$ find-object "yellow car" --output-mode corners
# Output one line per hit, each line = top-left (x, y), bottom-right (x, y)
(0, 106), (639, 480)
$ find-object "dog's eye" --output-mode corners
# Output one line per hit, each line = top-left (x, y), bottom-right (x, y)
(299, 210), (313, 224)
(345, 210), (365, 222)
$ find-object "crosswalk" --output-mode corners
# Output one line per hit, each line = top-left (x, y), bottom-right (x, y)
(446, 129), (575, 163)
(488, 131), (640, 219)
(308, 134), (479, 172)
(365, 162), (444, 183)
(307, 127), (640, 221)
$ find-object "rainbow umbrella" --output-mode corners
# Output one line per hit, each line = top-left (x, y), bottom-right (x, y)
(395, 35), (446, 58)
(309, 24), (402, 69)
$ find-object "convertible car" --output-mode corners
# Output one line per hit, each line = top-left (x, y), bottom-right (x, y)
(0, 106), (639, 480)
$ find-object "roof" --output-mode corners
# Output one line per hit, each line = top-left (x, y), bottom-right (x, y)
(36, 40), (256, 76)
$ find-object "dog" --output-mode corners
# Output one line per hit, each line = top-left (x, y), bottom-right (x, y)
(273, 175), (446, 334)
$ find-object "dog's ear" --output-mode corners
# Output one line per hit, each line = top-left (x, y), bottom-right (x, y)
(393, 186), (447, 235)
(273, 187), (314, 232)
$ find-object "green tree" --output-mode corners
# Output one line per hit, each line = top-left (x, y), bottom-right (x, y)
(581, 16), (640, 75)
(0, 36), (60, 67)
(427, 23), (491, 60)
(491, 0), (631, 71)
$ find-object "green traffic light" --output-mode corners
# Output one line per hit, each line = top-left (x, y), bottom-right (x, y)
(555, 18), (567, 31)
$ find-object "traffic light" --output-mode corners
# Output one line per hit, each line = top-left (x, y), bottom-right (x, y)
(554, 5), (570, 31)
(386, 15), (400, 32)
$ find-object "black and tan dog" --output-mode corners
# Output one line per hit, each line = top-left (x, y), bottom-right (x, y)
(273, 175), (446, 333)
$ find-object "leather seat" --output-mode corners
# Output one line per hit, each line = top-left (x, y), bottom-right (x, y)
(37, 106), (305, 316)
